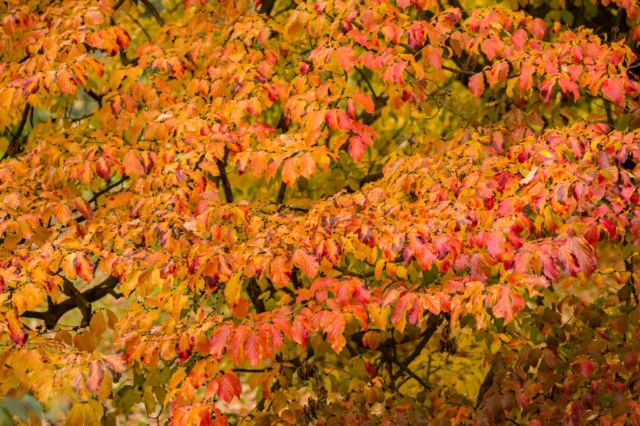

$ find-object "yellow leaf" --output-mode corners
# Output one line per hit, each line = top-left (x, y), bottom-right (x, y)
(224, 272), (243, 306)
(65, 402), (101, 426)
(12, 283), (45, 314)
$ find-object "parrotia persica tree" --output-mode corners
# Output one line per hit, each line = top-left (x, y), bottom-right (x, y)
(4, 0), (640, 424)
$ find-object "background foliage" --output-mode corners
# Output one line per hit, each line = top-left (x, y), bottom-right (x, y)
(1, 0), (640, 424)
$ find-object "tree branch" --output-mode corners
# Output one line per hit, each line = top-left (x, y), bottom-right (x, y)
(1, 104), (32, 161)
(332, 265), (375, 279)
(276, 181), (287, 204)
(139, 0), (165, 27)
(113, 0), (127, 11)
(259, 0), (276, 16)
(392, 315), (443, 381)
(23, 276), (121, 330)
(216, 150), (234, 203)
(476, 355), (504, 408)
(89, 177), (130, 204)
(62, 279), (93, 327)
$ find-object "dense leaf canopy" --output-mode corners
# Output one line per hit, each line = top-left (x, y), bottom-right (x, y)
(2, 0), (640, 424)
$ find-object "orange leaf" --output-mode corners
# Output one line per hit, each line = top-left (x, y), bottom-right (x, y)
(75, 197), (94, 221)
(292, 249), (318, 278)
(6, 310), (27, 345)
(54, 202), (73, 225)
(74, 252), (94, 283)
(353, 92), (375, 114)
(469, 73), (485, 98)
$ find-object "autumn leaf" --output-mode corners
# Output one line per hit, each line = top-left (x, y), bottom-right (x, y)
(75, 197), (94, 221)
(492, 285), (525, 324)
(469, 73), (485, 98)
(224, 272), (243, 306)
(6, 310), (27, 346)
(86, 361), (104, 392)
(292, 249), (319, 278)
(601, 78), (625, 106)
(217, 371), (242, 403)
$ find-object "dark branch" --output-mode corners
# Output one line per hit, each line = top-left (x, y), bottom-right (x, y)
(392, 315), (443, 381)
(332, 265), (374, 279)
(259, 0), (276, 16)
(139, 0), (166, 27)
(476, 355), (504, 408)
(89, 177), (130, 204)
(359, 172), (384, 188)
(113, 0), (127, 10)
(23, 276), (121, 330)
(216, 150), (234, 203)
(1, 104), (32, 161)
(276, 181), (287, 204)
(62, 279), (93, 327)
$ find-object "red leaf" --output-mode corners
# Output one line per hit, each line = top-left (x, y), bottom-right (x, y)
(292, 315), (308, 347)
(228, 326), (248, 365)
(348, 136), (367, 162)
(391, 293), (416, 333)
(486, 231), (506, 260)
(558, 78), (579, 101)
(492, 285), (524, 324)
(209, 324), (231, 358)
(569, 238), (596, 276)
(325, 312), (346, 353)
(243, 332), (262, 366)
(601, 78), (625, 106)
(217, 371), (242, 403)
(95, 157), (111, 181)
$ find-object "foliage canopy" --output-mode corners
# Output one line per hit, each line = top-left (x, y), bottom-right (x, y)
(2, 0), (640, 424)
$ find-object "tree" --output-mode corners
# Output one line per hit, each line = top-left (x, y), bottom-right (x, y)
(1, 0), (640, 424)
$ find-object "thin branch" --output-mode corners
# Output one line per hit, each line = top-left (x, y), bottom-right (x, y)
(391, 315), (443, 381)
(1, 104), (32, 161)
(354, 67), (378, 99)
(89, 177), (130, 204)
(232, 368), (271, 373)
(476, 355), (504, 408)
(126, 12), (153, 41)
(332, 265), (375, 279)
(139, 0), (165, 27)
(384, 353), (431, 391)
(441, 64), (475, 75)
(113, 0), (126, 10)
